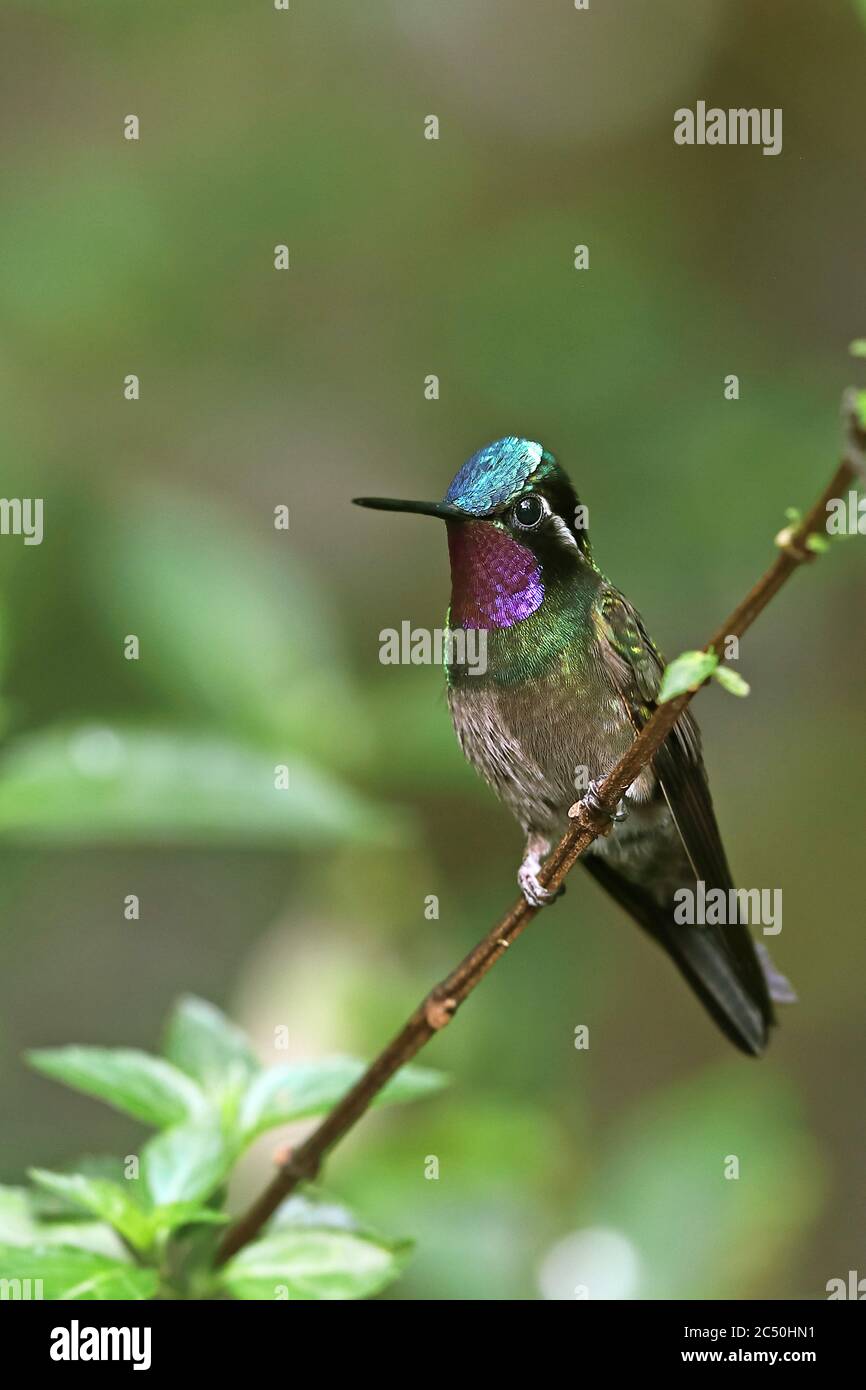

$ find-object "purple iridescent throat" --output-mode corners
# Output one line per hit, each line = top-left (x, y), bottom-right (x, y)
(446, 520), (543, 629)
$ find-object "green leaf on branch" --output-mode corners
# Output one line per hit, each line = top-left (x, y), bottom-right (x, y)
(163, 996), (259, 1096)
(712, 666), (750, 697)
(142, 1117), (232, 1207)
(26, 1047), (208, 1128)
(28, 1156), (130, 1218)
(0, 1185), (130, 1261)
(149, 1202), (229, 1236)
(849, 338), (866, 358)
(219, 1228), (411, 1301)
(0, 1243), (158, 1300)
(25, 1174), (223, 1253)
(220, 1190), (412, 1299)
(238, 1057), (448, 1143)
(16, 1000), (428, 1299)
(28, 1171), (153, 1254)
(657, 650), (718, 703)
(805, 533), (830, 554)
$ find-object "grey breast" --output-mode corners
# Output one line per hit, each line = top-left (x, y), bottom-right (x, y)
(447, 654), (641, 842)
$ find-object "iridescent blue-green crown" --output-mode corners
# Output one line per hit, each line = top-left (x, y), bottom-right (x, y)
(444, 437), (548, 516)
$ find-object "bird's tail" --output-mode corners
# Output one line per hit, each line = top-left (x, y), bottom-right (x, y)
(654, 915), (773, 1056)
(582, 856), (792, 1056)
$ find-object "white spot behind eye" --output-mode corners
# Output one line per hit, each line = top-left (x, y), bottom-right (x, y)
(549, 513), (578, 550)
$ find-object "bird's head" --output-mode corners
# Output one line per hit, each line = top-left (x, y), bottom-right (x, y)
(354, 437), (592, 629)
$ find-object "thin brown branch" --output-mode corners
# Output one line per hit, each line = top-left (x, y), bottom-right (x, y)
(215, 392), (865, 1267)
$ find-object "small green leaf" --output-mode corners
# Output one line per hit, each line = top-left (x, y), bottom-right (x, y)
(849, 338), (866, 358)
(805, 533), (830, 554)
(28, 1156), (127, 1220)
(163, 996), (259, 1096)
(239, 1057), (447, 1143)
(657, 650), (718, 704)
(0, 1244), (158, 1300)
(712, 666), (751, 697)
(35, 1224), (129, 1259)
(0, 1184), (130, 1260)
(219, 1228), (410, 1301)
(149, 1202), (229, 1237)
(783, 506), (802, 524)
(28, 1171), (153, 1254)
(379, 1063), (448, 1107)
(142, 1117), (231, 1207)
(27, 1046), (208, 1128)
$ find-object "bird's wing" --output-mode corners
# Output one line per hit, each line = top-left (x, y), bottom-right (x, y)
(593, 587), (731, 886)
(592, 587), (772, 1019)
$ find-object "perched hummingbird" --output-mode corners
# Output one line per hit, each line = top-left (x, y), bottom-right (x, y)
(355, 438), (794, 1054)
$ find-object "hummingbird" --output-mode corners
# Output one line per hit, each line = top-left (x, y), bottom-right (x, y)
(355, 437), (795, 1055)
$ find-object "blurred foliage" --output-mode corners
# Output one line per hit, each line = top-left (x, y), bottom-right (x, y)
(0, 0), (864, 1302)
(0, 488), (405, 845)
(0, 726), (400, 847)
(585, 1069), (825, 1299)
(3, 997), (443, 1299)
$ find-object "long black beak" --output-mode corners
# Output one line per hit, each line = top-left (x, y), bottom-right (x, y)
(353, 497), (466, 520)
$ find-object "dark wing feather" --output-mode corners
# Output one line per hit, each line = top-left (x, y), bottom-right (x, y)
(581, 853), (769, 1054)
(593, 588), (773, 1040)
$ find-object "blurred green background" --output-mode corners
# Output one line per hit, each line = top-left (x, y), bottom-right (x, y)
(1, 0), (864, 1299)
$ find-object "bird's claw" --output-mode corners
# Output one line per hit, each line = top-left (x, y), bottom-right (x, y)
(518, 863), (564, 909)
(584, 779), (628, 825)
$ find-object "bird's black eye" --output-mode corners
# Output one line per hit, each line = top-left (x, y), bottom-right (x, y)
(511, 494), (546, 529)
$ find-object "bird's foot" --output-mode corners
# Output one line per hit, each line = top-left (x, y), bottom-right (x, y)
(576, 779), (628, 828)
(518, 854), (563, 909)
